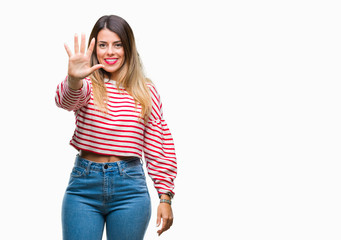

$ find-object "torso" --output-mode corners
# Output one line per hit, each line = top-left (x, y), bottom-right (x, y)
(70, 79), (146, 157)
(79, 150), (133, 163)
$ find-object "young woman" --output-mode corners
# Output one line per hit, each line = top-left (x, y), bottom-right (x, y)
(55, 15), (177, 240)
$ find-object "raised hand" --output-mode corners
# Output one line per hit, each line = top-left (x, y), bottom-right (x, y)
(64, 33), (103, 89)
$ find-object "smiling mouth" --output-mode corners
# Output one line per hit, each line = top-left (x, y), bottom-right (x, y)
(104, 58), (118, 65)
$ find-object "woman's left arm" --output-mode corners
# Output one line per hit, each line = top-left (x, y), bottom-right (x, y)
(143, 83), (177, 236)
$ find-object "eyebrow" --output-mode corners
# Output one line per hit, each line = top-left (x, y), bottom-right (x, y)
(98, 40), (122, 44)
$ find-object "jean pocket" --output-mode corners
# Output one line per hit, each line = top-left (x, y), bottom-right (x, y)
(70, 166), (86, 178)
(123, 164), (145, 179)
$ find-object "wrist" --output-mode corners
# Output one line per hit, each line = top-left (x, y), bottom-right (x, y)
(160, 199), (172, 205)
(160, 194), (171, 200)
(159, 192), (173, 200)
(67, 76), (83, 90)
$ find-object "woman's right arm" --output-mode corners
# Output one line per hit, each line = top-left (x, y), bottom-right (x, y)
(55, 33), (103, 111)
(55, 76), (91, 111)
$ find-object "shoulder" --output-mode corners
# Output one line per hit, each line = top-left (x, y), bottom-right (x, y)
(146, 82), (157, 92)
(146, 82), (161, 101)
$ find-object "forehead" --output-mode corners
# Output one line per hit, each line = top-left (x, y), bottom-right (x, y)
(97, 29), (121, 42)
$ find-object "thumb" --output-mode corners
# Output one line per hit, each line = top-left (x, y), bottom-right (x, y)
(84, 64), (104, 76)
(89, 64), (104, 73)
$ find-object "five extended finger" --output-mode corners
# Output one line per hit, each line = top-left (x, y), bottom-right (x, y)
(64, 43), (72, 58)
(89, 64), (104, 74)
(80, 33), (86, 54)
(74, 34), (79, 54)
(86, 38), (96, 58)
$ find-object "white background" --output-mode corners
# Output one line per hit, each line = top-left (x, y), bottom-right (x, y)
(0, 0), (340, 239)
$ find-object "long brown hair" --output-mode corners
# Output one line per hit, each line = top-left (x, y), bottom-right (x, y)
(88, 15), (151, 121)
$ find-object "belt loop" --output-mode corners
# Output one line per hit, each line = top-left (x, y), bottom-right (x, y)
(85, 161), (92, 175)
(116, 161), (123, 176)
(75, 154), (80, 166)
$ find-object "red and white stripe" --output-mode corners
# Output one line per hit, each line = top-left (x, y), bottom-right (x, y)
(55, 77), (177, 196)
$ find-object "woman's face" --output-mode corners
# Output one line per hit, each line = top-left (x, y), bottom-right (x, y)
(96, 28), (125, 80)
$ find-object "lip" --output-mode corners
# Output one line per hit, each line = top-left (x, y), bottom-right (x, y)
(104, 58), (119, 65)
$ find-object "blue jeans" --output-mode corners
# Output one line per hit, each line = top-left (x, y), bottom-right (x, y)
(62, 155), (151, 240)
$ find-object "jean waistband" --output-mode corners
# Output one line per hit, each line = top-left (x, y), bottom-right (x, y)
(74, 154), (141, 172)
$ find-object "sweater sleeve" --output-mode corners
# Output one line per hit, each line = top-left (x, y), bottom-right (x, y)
(55, 77), (92, 111)
(143, 84), (177, 197)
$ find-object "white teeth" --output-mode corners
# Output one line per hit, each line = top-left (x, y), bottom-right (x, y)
(106, 59), (117, 62)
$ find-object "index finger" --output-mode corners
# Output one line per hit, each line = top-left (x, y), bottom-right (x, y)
(86, 38), (96, 58)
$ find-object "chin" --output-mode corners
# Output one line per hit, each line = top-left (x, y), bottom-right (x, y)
(103, 67), (117, 73)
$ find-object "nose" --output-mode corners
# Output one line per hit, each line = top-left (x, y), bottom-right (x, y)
(107, 47), (114, 55)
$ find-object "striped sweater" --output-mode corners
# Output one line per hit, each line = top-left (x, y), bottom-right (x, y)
(55, 77), (177, 196)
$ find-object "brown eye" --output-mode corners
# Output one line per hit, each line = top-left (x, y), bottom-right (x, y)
(114, 43), (123, 48)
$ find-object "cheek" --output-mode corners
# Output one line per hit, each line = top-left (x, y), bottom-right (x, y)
(120, 53), (125, 63)
(118, 49), (125, 58)
(96, 49), (104, 60)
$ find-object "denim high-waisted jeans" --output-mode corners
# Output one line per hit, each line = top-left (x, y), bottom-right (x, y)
(62, 155), (151, 240)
